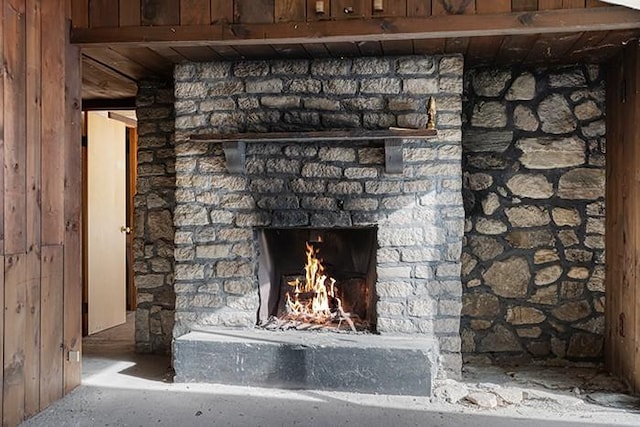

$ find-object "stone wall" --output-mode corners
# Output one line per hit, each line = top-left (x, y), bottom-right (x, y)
(172, 56), (465, 374)
(134, 79), (176, 354)
(461, 65), (606, 364)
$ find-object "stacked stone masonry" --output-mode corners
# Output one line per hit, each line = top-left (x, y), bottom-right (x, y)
(461, 65), (606, 364)
(172, 56), (465, 375)
(134, 80), (176, 354)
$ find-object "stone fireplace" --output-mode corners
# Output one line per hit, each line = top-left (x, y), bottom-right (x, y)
(163, 55), (464, 393)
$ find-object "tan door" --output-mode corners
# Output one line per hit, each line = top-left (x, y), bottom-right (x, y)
(87, 111), (127, 335)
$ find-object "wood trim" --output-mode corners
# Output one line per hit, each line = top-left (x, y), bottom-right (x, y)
(71, 7), (640, 47)
(108, 111), (137, 128)
(190, 128), (438, 143)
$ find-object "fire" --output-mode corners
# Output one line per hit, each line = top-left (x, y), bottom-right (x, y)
(285, 242), (339, 322)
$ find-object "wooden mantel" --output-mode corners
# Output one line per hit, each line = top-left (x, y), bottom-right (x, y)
(189, 128), (438, 173)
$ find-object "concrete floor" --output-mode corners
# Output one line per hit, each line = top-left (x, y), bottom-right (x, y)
(20, 315), (640, 427)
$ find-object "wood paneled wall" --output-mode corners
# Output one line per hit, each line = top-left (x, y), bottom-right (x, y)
(71, 0), (609, 28)
(1, 0), (82, 425)
(605, 41), (640, 393)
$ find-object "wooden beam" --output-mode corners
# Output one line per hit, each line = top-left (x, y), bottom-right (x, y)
(108, 112), (137, 128)
(71, 6), (640, 47)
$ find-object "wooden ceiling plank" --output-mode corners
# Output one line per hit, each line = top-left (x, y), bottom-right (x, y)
(477, 0), (511, 14)
(325, 42), (362, 57)
(381, 39), (414, 56)
(524, 31), (584, 64)
(169, 46), (221, 62)
(71, 7), (640, 47)
(148, 46), (189, 63)
(357, 40), (383, 56)
(512, 0), (539, 12)
(81, 57), (138, 99)
(413, 38), (446, 55)
(301, 43), (332, 57)
(211, 0), (233, 24)
(538, 0), (563, 9)
(495, 33), (540, 65)
(445, 37), (470, 54)
(466, 35), (504, 66)
(111, 46), (174, 76)
(141, 0), (180, 26)
(432, 0), (476, 15)
(235, 0), (275, 24)
(234, 44), (280, 59)
(209, 45), (243, 60)
(90, 0), (119, 28)
(83, 47), (150, 80)
(563, 30), (609, 61)
(270, 44), (311, 59)
(407, 0), (432, 16)
(119, 0), (141, 26)
(275, 0), (306, 22)
(563, 0), (586, 8)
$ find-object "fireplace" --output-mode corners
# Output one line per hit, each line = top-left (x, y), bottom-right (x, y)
(257, 227), (377, 332)
(169, 55), (465, 394)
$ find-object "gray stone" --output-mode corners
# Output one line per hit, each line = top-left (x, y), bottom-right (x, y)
(534, 249), (560, 264)
(587, 266), (605, 292)
(466, 392), (498, 409)
(439, 56), (464, 75)
(583, 120), (605, 138)
(506, 174), (553, 199)
(538, 94), (577, 134)
(506, 306), (546, 325)
(404, 78), (439, 94)
(552, 301), (591, 322)
(552, 208), (581, 226)
(478, 324), (522, 352)
(494, 388), (524, 405)
(567, 333), (603, 358)
(471, 102), (507, 128)
(505, 206), (550, 228)
(361, 78), (401, 94)
(323, 79), (358, 95)
(475, 218), (507, 235)
(397, 57), (437, 75)
(565, 249), (593, 263)
(506, 230), (555, 249)
(534, 264), (563, 286)
(463, 130), (513, 153)
(575, 100), (602, 121)
(575, 316), (604, 335)
(529, 285), (558, 305)
(568, 267), (590, 280)
(233, 61), (269, 77)
(516, 136), (585, 169)
(352, 57), (391, 75)
(148, 211), (174, 241)
(558, 230), (579, 247)
(467, 173), (493, 191)
(462, 293), (500, 317)
(246, 79), (283, 94)
(469, 235), (504, 261)
(482, 193), (500, 215)
(260, 96), (300, 109)
(549, 69), (587, 88)
(506, 72), (536, 101)
(433, 380), (469, 404)
(516, 327), (542, 339)
(483, 257), (531, 298)
(472, 69), (511, 96)
(174, 205), (209, 226)
(560, 281), (583, 299)
(558, 168), (605, 200)
(514, 105), (539, 132)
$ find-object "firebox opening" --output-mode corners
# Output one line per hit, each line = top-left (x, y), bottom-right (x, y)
(257, 227), (378, 333)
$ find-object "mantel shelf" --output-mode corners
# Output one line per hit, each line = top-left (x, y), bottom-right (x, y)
(188, 128), (438, 174)
(189, 128), (437, 143)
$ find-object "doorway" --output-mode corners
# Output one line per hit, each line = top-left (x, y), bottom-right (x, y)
(83, 111), (138, 337)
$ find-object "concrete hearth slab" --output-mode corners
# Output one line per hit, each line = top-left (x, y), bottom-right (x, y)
(174, 328), (438, 396)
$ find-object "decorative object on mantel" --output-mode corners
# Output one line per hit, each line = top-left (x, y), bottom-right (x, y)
(189, 127), (438, 174)
(427, 96), (437, 130)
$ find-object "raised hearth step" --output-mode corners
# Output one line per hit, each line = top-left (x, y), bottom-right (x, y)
(174, 328), (438, 396)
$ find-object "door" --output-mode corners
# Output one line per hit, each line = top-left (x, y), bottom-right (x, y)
(87, 111), (127, 335)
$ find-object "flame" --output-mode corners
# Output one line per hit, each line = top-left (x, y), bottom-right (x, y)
(285, 242), (338, 322)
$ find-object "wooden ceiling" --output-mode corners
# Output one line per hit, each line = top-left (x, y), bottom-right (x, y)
(73, 2), (640, 104)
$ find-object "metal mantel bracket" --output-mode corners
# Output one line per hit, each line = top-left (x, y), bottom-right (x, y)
(384, 139), (403, 174)
(222, 141), (246, 173)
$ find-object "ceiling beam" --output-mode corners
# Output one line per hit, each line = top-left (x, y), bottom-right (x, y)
(71, 7), (640, 48)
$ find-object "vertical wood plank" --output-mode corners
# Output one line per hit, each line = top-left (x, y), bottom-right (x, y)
(432, 0), (475, 15)
(331, 0), (369, 19)
(63, 39), (83, 394)
(562, 0), (585, 8)
(234, 0), (275, 23)
(538, 0), (562, 9)
(4, 0), (27, 255)
(476, 0), (510, 13)
(512, 0), (538, 11)
(372, 0), (407, 17)
(181, 0), (211, 24)
(275, 0), (306, 22)
(0, 2), (4, 422)
(25, 0), (42, 416)
(40, 246), (64, 409)
(306, 0), (330, 20)
(71, 0), (89, 27)
(119, 0), (142, 26)
(142, 0), (180, 25)
(3, 254), (27, 426)
(586, 0), (607, 6)
(210, 0), (233, 23)
(41, 0), (66, 246)
(407, 0), (431, 16)
(89, 0), (119, 27)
